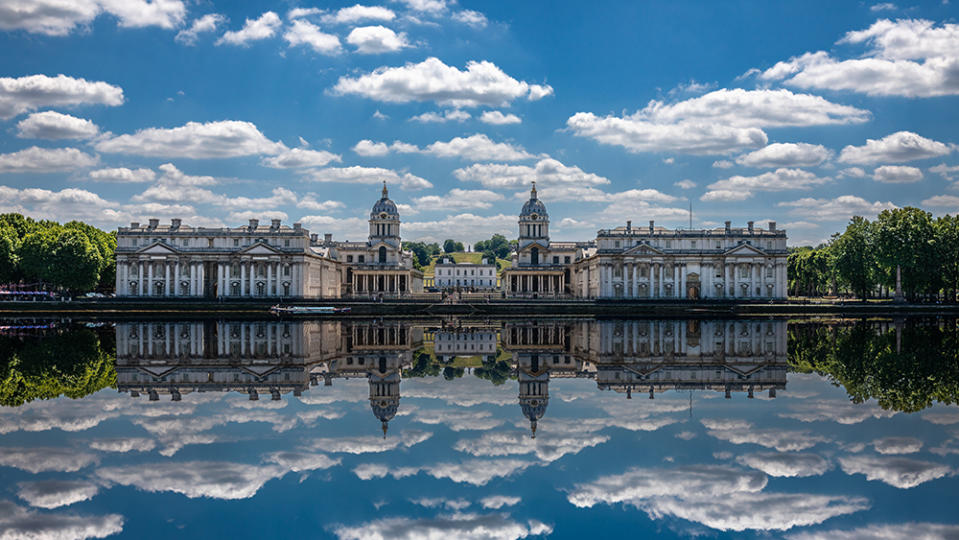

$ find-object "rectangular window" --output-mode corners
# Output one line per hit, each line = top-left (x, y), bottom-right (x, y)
(285, 240), (290, 247)
(358, 255), (365, 263)
(564, 256), (570, 264)
(233, 239), (239, 247)
(691, 241), (697, 248)
(716, 242), (721, 249)
(665, 240), (671, 248)
(132, 239), (138, 247)
(553, 256), (559, 264)
(347, 255), (353, 262)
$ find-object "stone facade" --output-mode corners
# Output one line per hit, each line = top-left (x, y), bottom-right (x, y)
(434, 258), (497, 289)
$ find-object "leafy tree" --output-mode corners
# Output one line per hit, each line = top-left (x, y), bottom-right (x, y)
(830, 217), (877, 299)
(787, 246), (833, 296)
(0, 226), (18, 283)
(474, 234), (511, 260)
(873, 207), (939, 300)
(18, 228), (59, 286)
(936, 215), (959, 302)
(443, 239), (464, 253)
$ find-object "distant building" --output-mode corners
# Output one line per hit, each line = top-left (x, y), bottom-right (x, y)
(114, 218), (342, 299)
(434, 258), (497, 289)
(313, 182), (424, 297)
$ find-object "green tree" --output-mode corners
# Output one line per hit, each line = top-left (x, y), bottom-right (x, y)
(874, 207), (939, 300)
(443, 239), (464, 253)
(18, 228), (59, 286)
(0, 226), (18, 283)
(49, 229), (102, 292)
(936, 215), (959, 302)
(830, 216), (877, 300)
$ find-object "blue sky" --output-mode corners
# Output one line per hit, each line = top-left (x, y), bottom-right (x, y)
(1, 0), (958, 245)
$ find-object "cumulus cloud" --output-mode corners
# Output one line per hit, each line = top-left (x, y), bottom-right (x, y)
(331, 512), (551, 540)
(838, 131), (953, 164)
(452, 9), (488, 28)
(356, 134), (533, 161)
(320, 4), (396, 24)
(568, 465), (867, 532)
(402, 213), (516, 242)
(89, 437), (157, 453)
(175, 13), (225, 45)
(838, 454), (953, 488)
(261, 147), (341, 168)
(838, 167), (867, 178)
(16, 110), (98, 139)
(929, 163), (959, 181)
(454, 428), (609, 462)
(283, 19), (341, 54)
(396, 0), (448, 14)
(735, 143), (832, 168)
(674, 179), (696, 190)
(414, 189), (504, 211)
(778, 195), (897, 221)
(735, 452), (831, 477)
(331, 57), (553, 107)
(789, 522), (959, 540)
(756, 19), (959, 97)
(872, 436), (923, 455)
(713, 159), (734, 168)
(568, 88), (868, 155)
(480, 110), (521, 125)
(702, 419), (830, 452)
(351, 458), (533, 486)
(480, 495), (521, 509)
(95, 120), (285, 158)
(0, 74), (123, 120)
(16, 481), (99, 509)
(0, 500), (123, 539)
(97, 460), (300, 500)
(0, 146), (98, 173)
(0, 447), (99, 473)
(454, 157), (610, 189)
(922, 195), (959, 209)
(703, 168), (830, 200)
(780, 399), (898, 424)
(216, 11), (281, 46)
(873, 165), (924, 183)
(346, 25), (410, 54)
(0, 0), (184, 35)
(409, 109), (471, 123)
(307, 430), (432, 454)
(304, 166), (432, 190)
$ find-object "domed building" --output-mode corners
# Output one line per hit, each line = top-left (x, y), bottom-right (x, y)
(503, 183), (584, 297)
(314, 182), (423, 296)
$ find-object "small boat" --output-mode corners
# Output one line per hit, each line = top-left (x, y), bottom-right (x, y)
(270, 305), (351, 314)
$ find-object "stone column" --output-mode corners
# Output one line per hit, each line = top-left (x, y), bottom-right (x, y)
(240, 263), (246, 296)
(173, 262), (181, 297)
(216, 264), (223, 298)
(658, 264), (664, 298)
(267, 263), (273, 296)
(679, 263), (686, 299)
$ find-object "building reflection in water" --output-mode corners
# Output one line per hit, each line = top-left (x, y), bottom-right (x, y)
(116, 319), (787, 435)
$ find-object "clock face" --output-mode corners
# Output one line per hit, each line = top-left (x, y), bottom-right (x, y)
(530, 213), (538, 220)
(380, 212), (387, 218)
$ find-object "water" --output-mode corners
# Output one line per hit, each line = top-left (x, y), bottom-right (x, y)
(1, 317), (957, 539)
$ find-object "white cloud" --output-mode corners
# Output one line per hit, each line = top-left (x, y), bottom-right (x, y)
(735, 452), (831, 477)
(89, 437), (157, 453)
(0, 500), (123, 539)
(736, 143), (832, 168)
(838, 454), (953, 488)
(321, 5), (396, 24)
(713, 159), (734, 168)
(0, 74), (123, 120)
(873, 164), (924, 183)
(96, 120), (285, 158)
(424, 459), (533, 485)
(332, 57), (553, 107)
(454, 429), (609, 463)
(261, 147), (341, 168)
(703, 168), (830, 200)
(284, 19), (342, 54)
(778, 195), (897, 221)
(789, 522), (959, 540)
(17, 481), (99, 509)
(0, 0), (184, 35)
(16, 110), (98, 139)
(870, 2), (897, 11)
(452, 9), (488, 28)
(0, 447), (99, 473)
(410, 497), (471, 510)
(838, 167), (867, 178)
(403, 213), (516, 242)
(346, 25), (410, 54)
(838, 131), (953, 164)
(479, 495), (521, 509)
(307, 430), (432, 454)
(675, 179), (696, 189)
(922, 195), (959, 209)
(175, 13), (225, 45)
(569, 465), (867, 532)
(480, 110), (521, 125)
(354, 134), (533, 161)
(395, 0), (448, 13)
(304, 166), (432, 189)
(414, 189), (504, 211)
(0, 146), (98, 173)
(454, 157), (610, 188)
(872, 436), (922, 455)
(297, 196), (344, 212)
(702, 419), (830, 452)
(757, 19), (959, 97)
(780, 399), (898, 424)
(410, 109), (471, 123)
(215, 11), (281, 46)
(331, 512), (551, 540)
(930, 163), (959, 181)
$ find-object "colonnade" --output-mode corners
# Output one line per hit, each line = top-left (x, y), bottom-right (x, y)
(351, 272), (408, 295)
(594, 259), (787, 299)
(507, 273), (565, 296)
(116, 258), (302, 298)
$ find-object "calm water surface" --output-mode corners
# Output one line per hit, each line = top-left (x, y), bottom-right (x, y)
(1, 317), (958, 539)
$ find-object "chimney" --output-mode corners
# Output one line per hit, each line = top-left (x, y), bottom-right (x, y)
(724, 220), (731, 233)
(324, 233), (332, 245)
(293, 222), (302, 232)
(170, 218), (181, 230)
(130, 222), (139, 229)
(148, 218), (159, 229)
(649, 220), (654, 233)
(248, 218), (258, 231)
(747, 221), (754, 233)
(626, 220), (632, 232)
(271, 218), (281, 230)
(768, 221), (776, 231)
(310, 233), (318, 243)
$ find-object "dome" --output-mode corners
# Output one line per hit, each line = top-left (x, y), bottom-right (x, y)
(371, 182), (399, 217)
(371, 397), (399, 423)
(520, 397), (548, 422)
(520, 183), (548, 219)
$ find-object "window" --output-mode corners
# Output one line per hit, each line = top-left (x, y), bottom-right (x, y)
(564, 256), (570, 264)
(182, 239), (189, 247)
(358, 255), (365, 263)
(665, 240), (671, 248)
(691, 241), (697, 248)
(132, 239), (138, 247)
(767, 241), (772, 249)
(284, 240), (290, 247)
(284, 265), (290, 276)
(716, 242), (721, 249)
(553, 256), (559, 264)
(614, 241), (620, 248)
(208, 239), (214, 248)
(766, 266), (773, 278)
(234, 239), (240, 247)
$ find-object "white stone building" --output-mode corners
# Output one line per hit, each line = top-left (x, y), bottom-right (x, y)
(114, 218), (342, 299)
(434, 258), (497, 289)
(572, 220), (788, 299)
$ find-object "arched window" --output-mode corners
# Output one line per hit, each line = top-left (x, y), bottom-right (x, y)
(379, 246), (387, 263)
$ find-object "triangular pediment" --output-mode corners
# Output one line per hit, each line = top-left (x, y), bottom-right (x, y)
(137, 242), (179, 255)
(519, 241), (550, 252)
(724, 243), (767, 256)
(624, 244), (664, 256)
(139, 366), (177, 377)
(239, 242), (283, 255)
